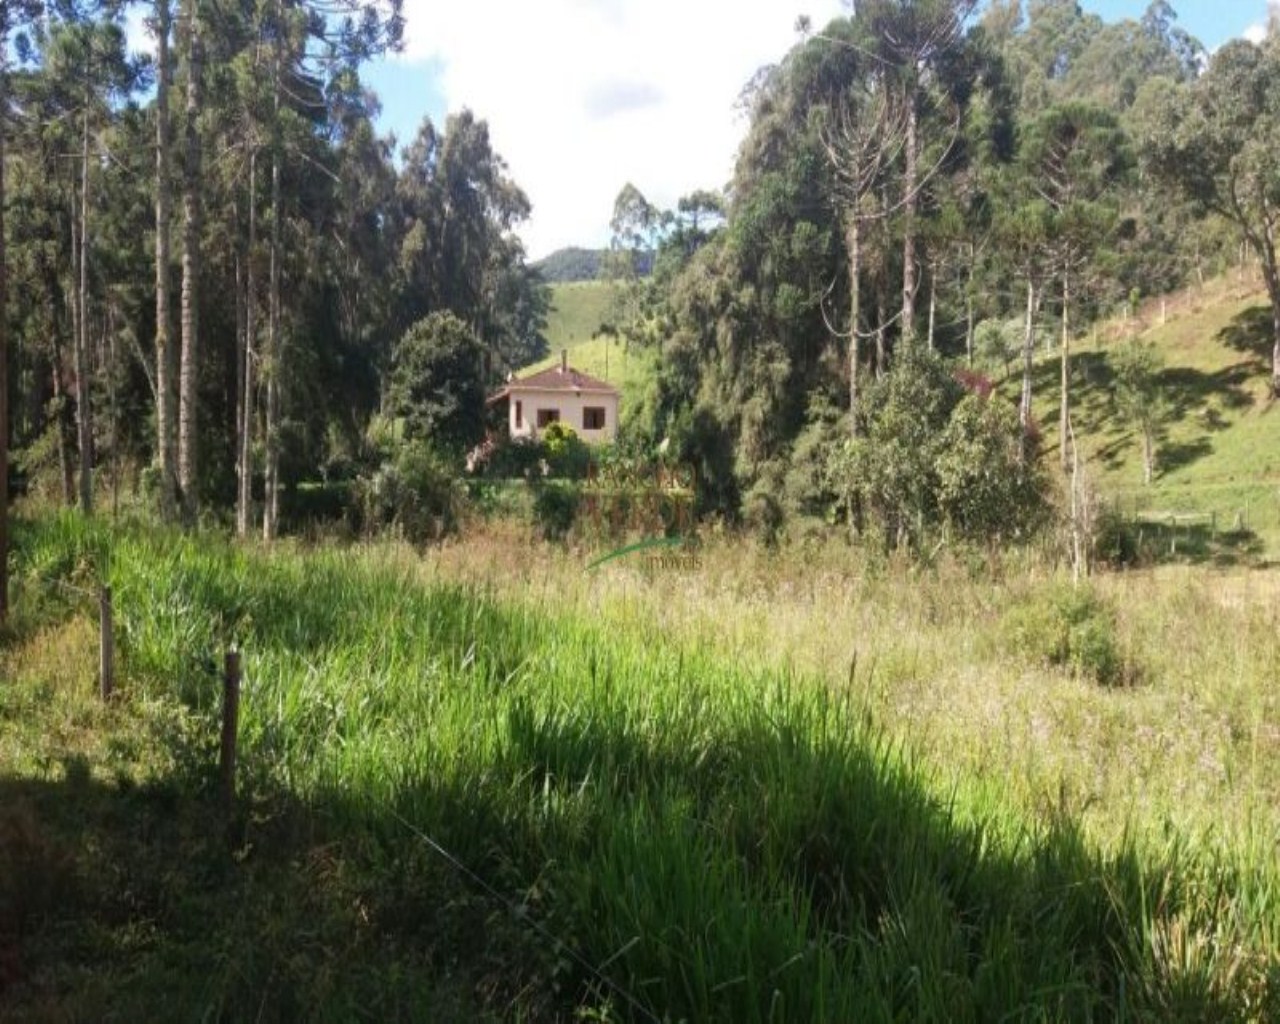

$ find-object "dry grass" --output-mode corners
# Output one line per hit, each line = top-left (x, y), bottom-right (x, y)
(399, 523), (1280, 853)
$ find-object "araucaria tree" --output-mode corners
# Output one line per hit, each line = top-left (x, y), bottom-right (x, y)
(1021, 101), (1131, 470)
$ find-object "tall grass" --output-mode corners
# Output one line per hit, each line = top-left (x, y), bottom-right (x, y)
(5, 511), (1278, 1020)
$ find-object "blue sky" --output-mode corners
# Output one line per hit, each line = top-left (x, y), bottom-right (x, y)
(1082, 1), (1268, 48)
(122, 1), (1277, 257)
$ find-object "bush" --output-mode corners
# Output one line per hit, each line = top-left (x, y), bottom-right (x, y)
(830, 347), (1049, 551)
(1094, 506), (1143, 568)
(532, 481), (581, 541)
(1003, 583), (1128, 686)
(387, 313), (486, 451)
(352, 443), (466, 544)
(481, 436), (545, 479)
(937, 394), (1049, 543)
(744, 463), (786, 546)
(541, 422), (591, 479)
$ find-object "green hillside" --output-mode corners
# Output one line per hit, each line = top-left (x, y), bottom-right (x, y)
(527, 280), (657, 408)
(1023, 276), (1279, 551)
(542, 280), (613, 349)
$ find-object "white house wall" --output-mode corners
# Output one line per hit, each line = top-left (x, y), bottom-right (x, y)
(508, 388), (619, 443)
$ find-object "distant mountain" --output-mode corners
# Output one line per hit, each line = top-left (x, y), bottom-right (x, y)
(534, 246), (653, 283)
(535, 247), (605, 283)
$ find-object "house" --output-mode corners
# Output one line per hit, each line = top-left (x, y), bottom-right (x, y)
(488, 350), (620, 443)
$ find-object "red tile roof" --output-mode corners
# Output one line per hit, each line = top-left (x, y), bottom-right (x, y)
(489, 364), (619, 402)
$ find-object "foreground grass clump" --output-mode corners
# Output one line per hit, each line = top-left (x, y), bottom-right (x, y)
(2, 512), (1277, 1020)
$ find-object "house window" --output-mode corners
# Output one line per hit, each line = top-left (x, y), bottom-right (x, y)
(515, 400), (523, 428)
(536, 408), (560, 428)
(583, 407), (606, 430)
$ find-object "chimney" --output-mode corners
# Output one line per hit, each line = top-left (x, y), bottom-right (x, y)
(560, 348), (568, 373)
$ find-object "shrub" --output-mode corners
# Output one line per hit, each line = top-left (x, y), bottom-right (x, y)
(541, 421), (591, 479)
(743, 464), (785, 546)
(1094, 506), (1143, 568)
(830, 347), (1049, 551)
(937, 394), (1049, 543)
(532, 480), (581, 541)
(482, 436), (545, 479)
(1003, 583), (1128, 686)
(353, 442), (466, 544)
(783, 396), (844, 521)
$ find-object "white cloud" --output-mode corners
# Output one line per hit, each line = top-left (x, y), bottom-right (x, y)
(1244, 0), (1280, 44)
(396, 0), (846, 258)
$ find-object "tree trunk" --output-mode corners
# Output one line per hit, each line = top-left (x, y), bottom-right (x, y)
(107, 299), (120, 518)
(1271, 287), (1280, 399)
(50, 337), (74, 506)
(1142, 426), (1154, 485)
(1263, 260), (1280, 398)
(238, 149), (258, 537)
(847, 215), (860, 436)
(964, 255), (974, 367)
(263, 70), (282, 542)
(0, 93), (8, 620)
(178, 0), (203, 520)
(76, 102), (94, 513)
(1020, 279), (1037, 459)
(875, 297), (887, 379)
(926, 261), (936, 352)
(1068, 414), (1086, 586)
(234, 233), (245, 490)
(154, 0), (177, 516)
(1059, 274), (1070, 474)
(900, 98), (918, 347)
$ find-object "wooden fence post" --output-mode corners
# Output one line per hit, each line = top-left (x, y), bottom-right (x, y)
(220, 648), (242, 809)
(99, 586), (114, 701)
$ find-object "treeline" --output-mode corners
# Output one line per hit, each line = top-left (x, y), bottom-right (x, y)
(604, 0), (1280, 542)
(0, 0), (548, 604)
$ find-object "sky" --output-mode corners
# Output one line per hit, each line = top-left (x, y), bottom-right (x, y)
(125, 1), (1278, 260)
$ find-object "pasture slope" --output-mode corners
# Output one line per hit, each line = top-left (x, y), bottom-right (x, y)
(525, 281), (656, 409)
(1029, 274), (1279, 553)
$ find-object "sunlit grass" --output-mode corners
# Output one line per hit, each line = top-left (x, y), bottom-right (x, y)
(1020, 274), (1280, 552)
(3, 511), (1277, 1019)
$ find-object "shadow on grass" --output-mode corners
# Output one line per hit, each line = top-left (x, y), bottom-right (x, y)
(319, 698), (1279, 1022)
(1158, 436), (1214, 474)
(1217, 305), (1275, 361)
(1103, 519), (1267, 568)
(0, 763), (504, 1024)
(1045, 349), (1257, 477)
(6, 695), (1266, 1022)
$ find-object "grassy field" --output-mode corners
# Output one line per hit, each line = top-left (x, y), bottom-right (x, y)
(2, 513), (1278, 1020)
(543, 280), (615, 350)
(528, 282), (657, 410)
(1023, 274), (1280, 551)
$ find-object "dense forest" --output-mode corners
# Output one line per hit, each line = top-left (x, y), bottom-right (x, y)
(0, 0), (550, 612)
(3, 0), (1280, 603)
(617, 0), (1279, 537)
